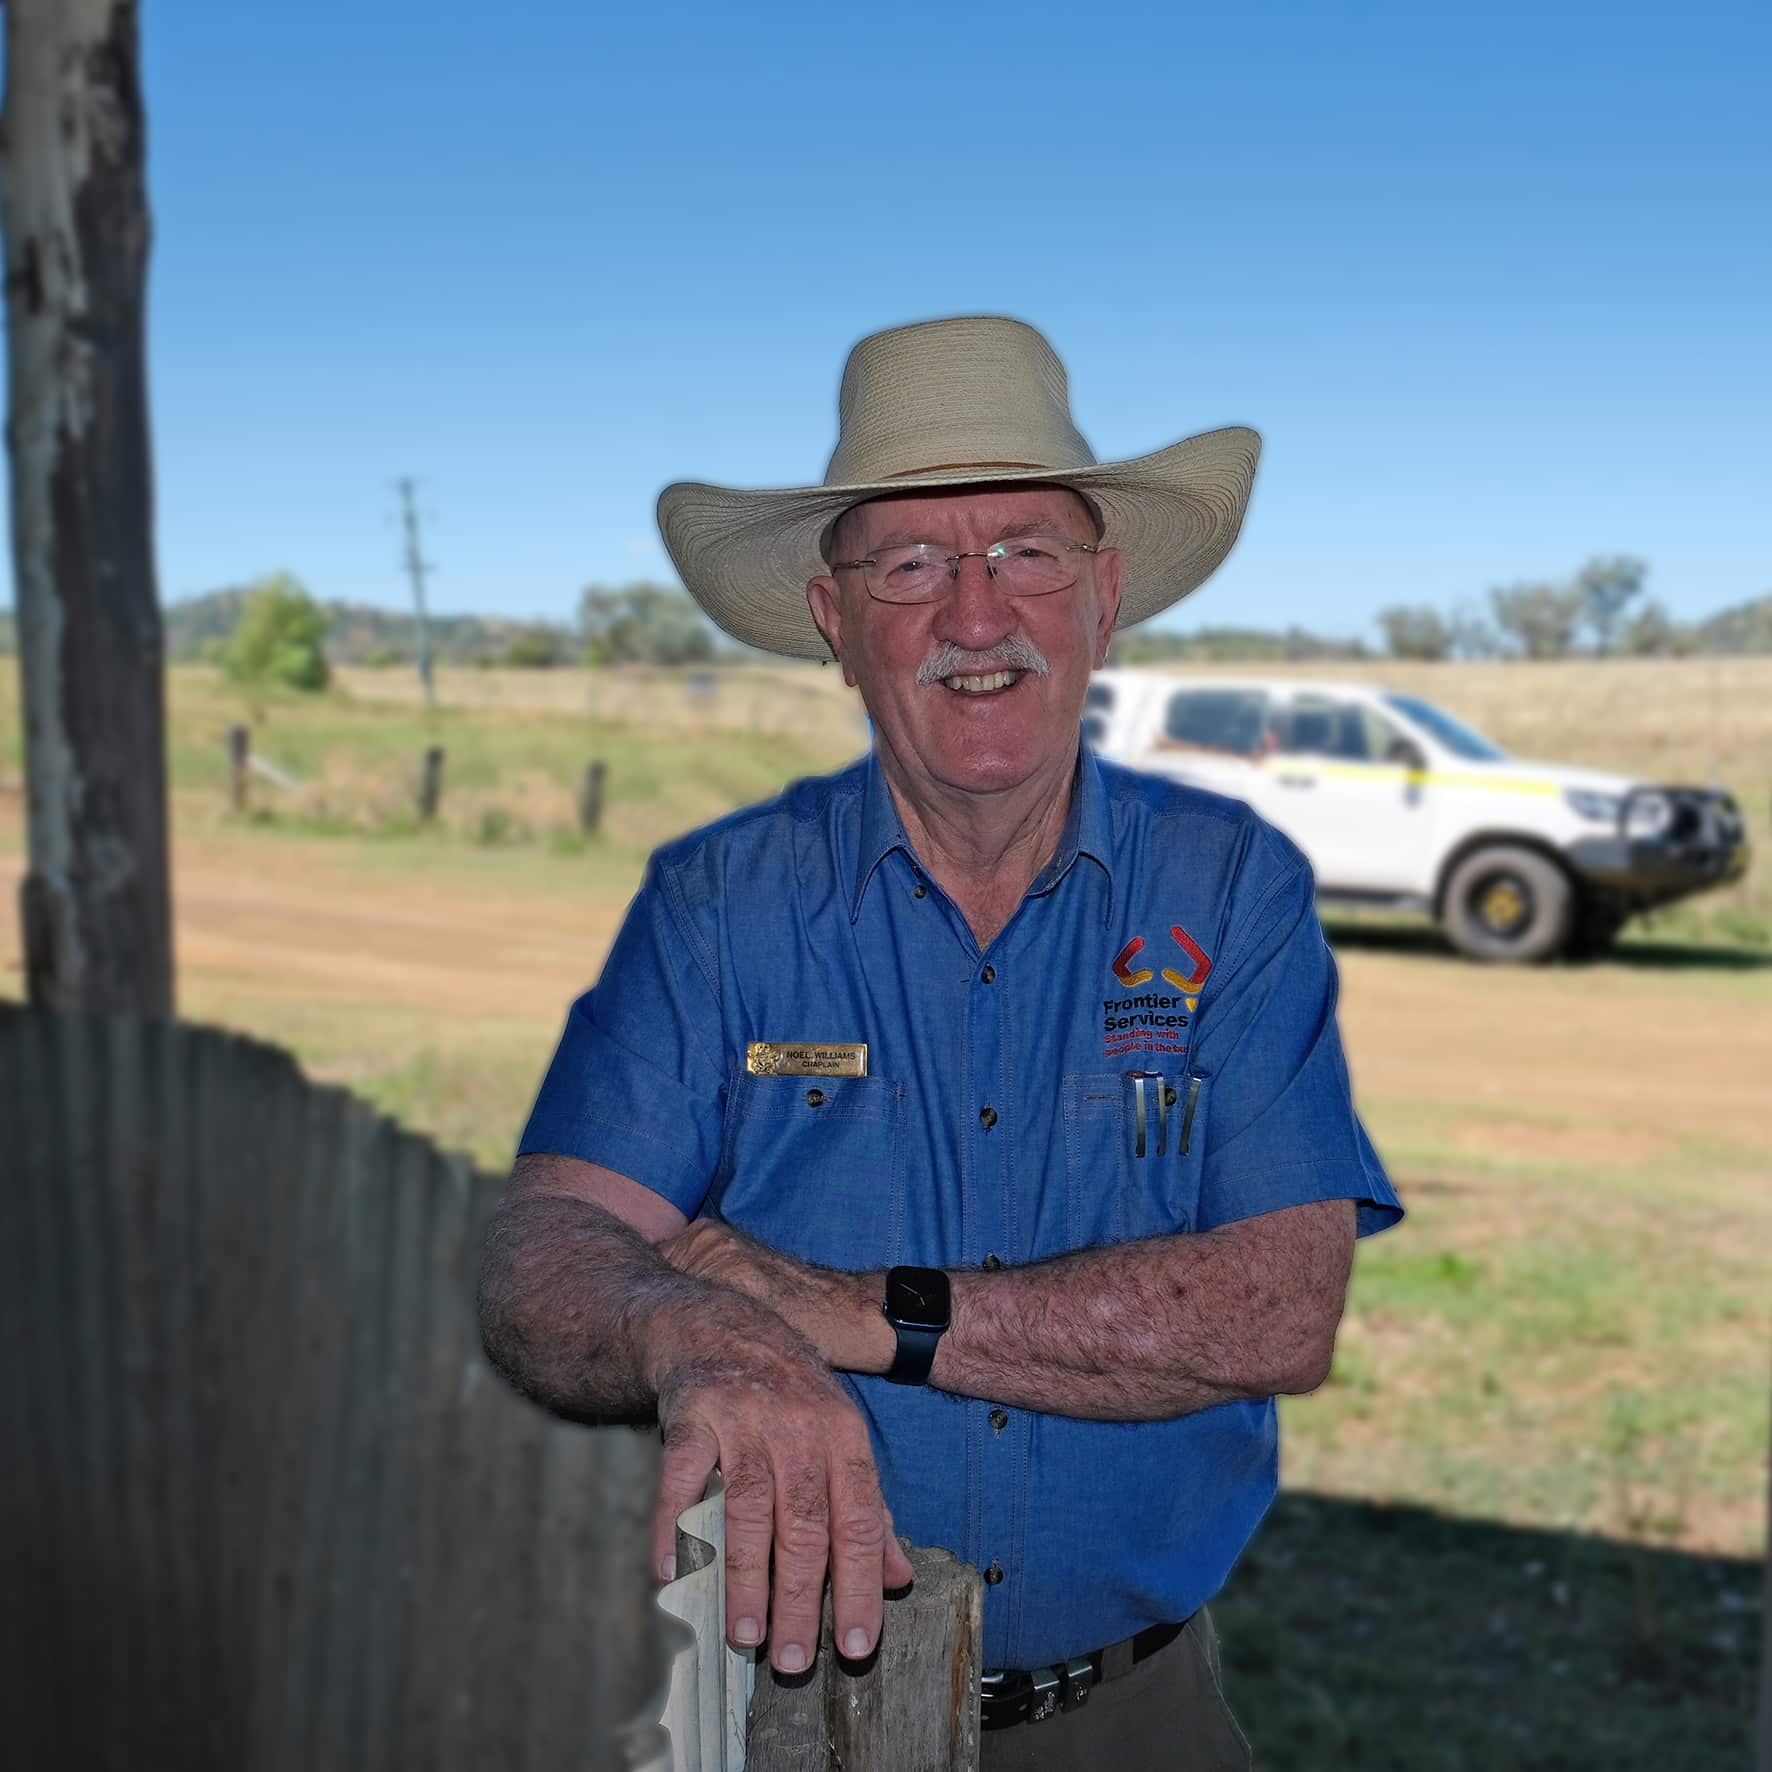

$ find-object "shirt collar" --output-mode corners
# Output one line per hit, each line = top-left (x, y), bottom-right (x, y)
(849, 742), (1116, 926)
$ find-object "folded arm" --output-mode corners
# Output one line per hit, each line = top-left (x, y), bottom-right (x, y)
(478, 1153), (912, 1675)
(662, 1196), (1356, 1421)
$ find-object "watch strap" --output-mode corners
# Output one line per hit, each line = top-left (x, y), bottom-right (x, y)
(884, 1319), (944, 1386)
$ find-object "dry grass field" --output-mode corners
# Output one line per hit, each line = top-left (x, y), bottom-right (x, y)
(2, 655), (1767, 1766)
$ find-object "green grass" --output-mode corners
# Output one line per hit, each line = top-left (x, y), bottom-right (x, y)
(1215, 1493), (1762, 1771)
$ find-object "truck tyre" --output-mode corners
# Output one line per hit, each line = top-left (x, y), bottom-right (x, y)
(1440, 845), (1574, 963)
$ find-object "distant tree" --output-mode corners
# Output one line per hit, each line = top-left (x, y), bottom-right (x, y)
(1376, 604), (1452, 661)
(578, 581), (717, 666)
(1447, 603), (1502, 659)
(1620, 598), (1697, 657)
(1575, 555), (1649, 655)
(224, 573), (330, 691)
(1489, 580), (1583, 659)
(501, 629), (569, 668)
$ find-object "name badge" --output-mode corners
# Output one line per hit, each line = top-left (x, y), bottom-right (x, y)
(746, 1041), (868, 1078)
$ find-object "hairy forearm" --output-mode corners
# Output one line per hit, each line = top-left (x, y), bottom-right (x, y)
(926, 1200), (1355, 1420)
(477, 1189), (788, 1422)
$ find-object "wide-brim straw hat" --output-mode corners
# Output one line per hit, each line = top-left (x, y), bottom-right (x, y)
(656, 315), (1262, 661)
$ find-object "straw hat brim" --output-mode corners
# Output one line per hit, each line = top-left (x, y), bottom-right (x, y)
(656, 425), (1261, 661)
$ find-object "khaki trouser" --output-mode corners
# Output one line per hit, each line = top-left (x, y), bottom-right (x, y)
(979, 1610), (1252, 1772)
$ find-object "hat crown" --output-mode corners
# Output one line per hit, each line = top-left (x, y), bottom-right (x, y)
(824, 316), (1098, 486)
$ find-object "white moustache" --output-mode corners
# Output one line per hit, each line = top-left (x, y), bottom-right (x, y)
(916, 638), (1052, 687)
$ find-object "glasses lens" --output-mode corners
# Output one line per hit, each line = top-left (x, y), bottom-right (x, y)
(866, 543), (951, 603)
(987, 537), (1081, 596)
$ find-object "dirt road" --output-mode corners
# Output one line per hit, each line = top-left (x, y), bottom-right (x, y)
(4, 829), (1766, 1170)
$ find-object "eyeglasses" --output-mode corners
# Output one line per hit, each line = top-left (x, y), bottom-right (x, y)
(830, 536), (1099, 604)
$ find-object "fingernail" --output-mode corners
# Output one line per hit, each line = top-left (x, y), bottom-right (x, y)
(778, 1643), (807, 1673)
(734, 1617), (761, 1646)
(659, 1557), (676, 1582)
(843, 1628), (869, 1658)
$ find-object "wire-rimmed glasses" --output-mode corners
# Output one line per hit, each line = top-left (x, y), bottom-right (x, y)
(830, 536), (1099, 604)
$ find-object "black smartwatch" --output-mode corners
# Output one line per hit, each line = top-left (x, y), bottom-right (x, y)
(882, 1265), (951, 1386)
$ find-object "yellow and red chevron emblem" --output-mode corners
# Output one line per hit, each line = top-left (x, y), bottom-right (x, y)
(1113, 926), (1213, 1011)
(1162, 925), (1213, 1010)
(1111, 936), (1153, 988)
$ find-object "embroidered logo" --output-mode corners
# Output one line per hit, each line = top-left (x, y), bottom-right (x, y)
(1162, 925), (1213, 1012)
(1103, 926), (1212, 1061)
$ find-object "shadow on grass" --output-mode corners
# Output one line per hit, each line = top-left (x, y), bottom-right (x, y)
(1215, 1492), (1762, 1771)
(1320, 919), (1772, 973)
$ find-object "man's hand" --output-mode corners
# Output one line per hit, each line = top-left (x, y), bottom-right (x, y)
(650, 1298), (913, 1673)
(658, 1218), (890, 1374)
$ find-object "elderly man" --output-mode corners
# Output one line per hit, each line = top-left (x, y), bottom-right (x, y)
(479, 317), (1401, 1767)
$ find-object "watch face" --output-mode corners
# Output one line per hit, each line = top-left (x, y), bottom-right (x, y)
(887, 1266), (951, 1331)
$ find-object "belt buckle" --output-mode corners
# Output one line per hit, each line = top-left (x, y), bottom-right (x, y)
(980, 1654), (1099, 1729)
(1028, 1665), (1062, 1724)
(979, 1667), (1032, 1730)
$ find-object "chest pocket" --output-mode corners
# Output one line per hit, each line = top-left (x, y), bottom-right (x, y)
(1062, 1068), (1210, 1248)
(710, 1072), (905, 1270)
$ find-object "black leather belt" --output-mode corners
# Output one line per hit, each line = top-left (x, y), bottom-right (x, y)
(978, 1617), (1188, 1730)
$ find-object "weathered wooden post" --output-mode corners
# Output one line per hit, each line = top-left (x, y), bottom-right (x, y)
(1758, 1345), (1771, 1772)
(2, 0), (172, 1016)
(418, 744), (445, 821)
(579, 758), (608, 835)
(227, 724), (250, 813)
(747, 1544), (982, 1772)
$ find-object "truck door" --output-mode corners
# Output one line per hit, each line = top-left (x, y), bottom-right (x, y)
(1137, 685), (1273, 815)
(1262, 692), (1439, 894)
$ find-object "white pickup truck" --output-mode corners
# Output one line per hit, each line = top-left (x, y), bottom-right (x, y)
(1085, 669), (1750, 962)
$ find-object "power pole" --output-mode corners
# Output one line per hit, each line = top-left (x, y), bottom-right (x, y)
(396, 475), (436, 707)
(2, 0), (173, 1017)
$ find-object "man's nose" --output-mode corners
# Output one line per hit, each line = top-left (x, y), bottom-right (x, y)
(932, 553), (1016, 648)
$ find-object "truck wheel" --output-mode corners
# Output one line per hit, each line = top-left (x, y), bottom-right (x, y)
(1440, 845), (1574, 963)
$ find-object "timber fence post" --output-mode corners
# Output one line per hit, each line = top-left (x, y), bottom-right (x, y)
(578, 759), (608, 836)
(746, 1541), (983, 1772)
(418, 745), (445, 821)
(227, 725), (249, 813)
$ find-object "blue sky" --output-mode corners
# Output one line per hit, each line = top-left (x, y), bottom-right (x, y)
(4, 0), (1768, 640)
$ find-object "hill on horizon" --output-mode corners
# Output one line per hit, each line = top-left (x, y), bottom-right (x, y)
(2, 586), (1769, 663)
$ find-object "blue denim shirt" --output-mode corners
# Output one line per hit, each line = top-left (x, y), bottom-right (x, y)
(520, 746), (1401, 1669)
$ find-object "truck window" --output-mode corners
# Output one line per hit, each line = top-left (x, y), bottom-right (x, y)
(1272, 695), (1411, 764)
(1160, 688), (1268, 756)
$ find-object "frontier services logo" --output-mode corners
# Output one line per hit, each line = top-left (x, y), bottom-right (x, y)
(1112, 926), (1213, 1010)
(1103, 926), (1213, 1062)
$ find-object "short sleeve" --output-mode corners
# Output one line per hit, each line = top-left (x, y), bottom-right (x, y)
(1190, 860), (1401, 1237)
(517, 859), (726, 1217)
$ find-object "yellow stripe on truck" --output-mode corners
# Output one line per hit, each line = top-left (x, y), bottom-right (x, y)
(1257, 759), (1563, 795)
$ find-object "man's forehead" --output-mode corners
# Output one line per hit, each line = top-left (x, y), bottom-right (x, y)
(843, 483), (1096, 544)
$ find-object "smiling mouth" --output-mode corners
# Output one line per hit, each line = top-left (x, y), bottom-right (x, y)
(940, 669), (1025, 694)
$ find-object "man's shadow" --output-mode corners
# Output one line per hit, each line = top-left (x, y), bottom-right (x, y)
(1214, 1491), (1763, 1771)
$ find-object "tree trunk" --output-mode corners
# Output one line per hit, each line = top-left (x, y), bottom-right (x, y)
(1, 0), (172, 1016)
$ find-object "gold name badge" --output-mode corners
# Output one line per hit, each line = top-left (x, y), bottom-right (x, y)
(746, 1041), (868, 1078)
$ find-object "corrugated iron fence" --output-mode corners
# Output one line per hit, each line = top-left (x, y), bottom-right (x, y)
(0, 1005), (663, 1770)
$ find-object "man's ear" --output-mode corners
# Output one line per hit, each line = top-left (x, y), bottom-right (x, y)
(807, 576), (858, 687)
(1090, 547), (1125, 666)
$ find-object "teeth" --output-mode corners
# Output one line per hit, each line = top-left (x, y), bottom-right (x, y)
(941, 670), (1018, 693)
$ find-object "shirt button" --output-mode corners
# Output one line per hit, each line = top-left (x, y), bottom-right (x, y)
(989, 1408), (1008, 1433)
(1164, 1085), (1179, 1107)
(984, 1561), (1004, 1585)
(912, 883), (926, 899)
(980, 964), (996, 983)
(804, 1088), (825, 1107)
(979, 1105), (998, 1129)
(982, 1252), (1002, 1272)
